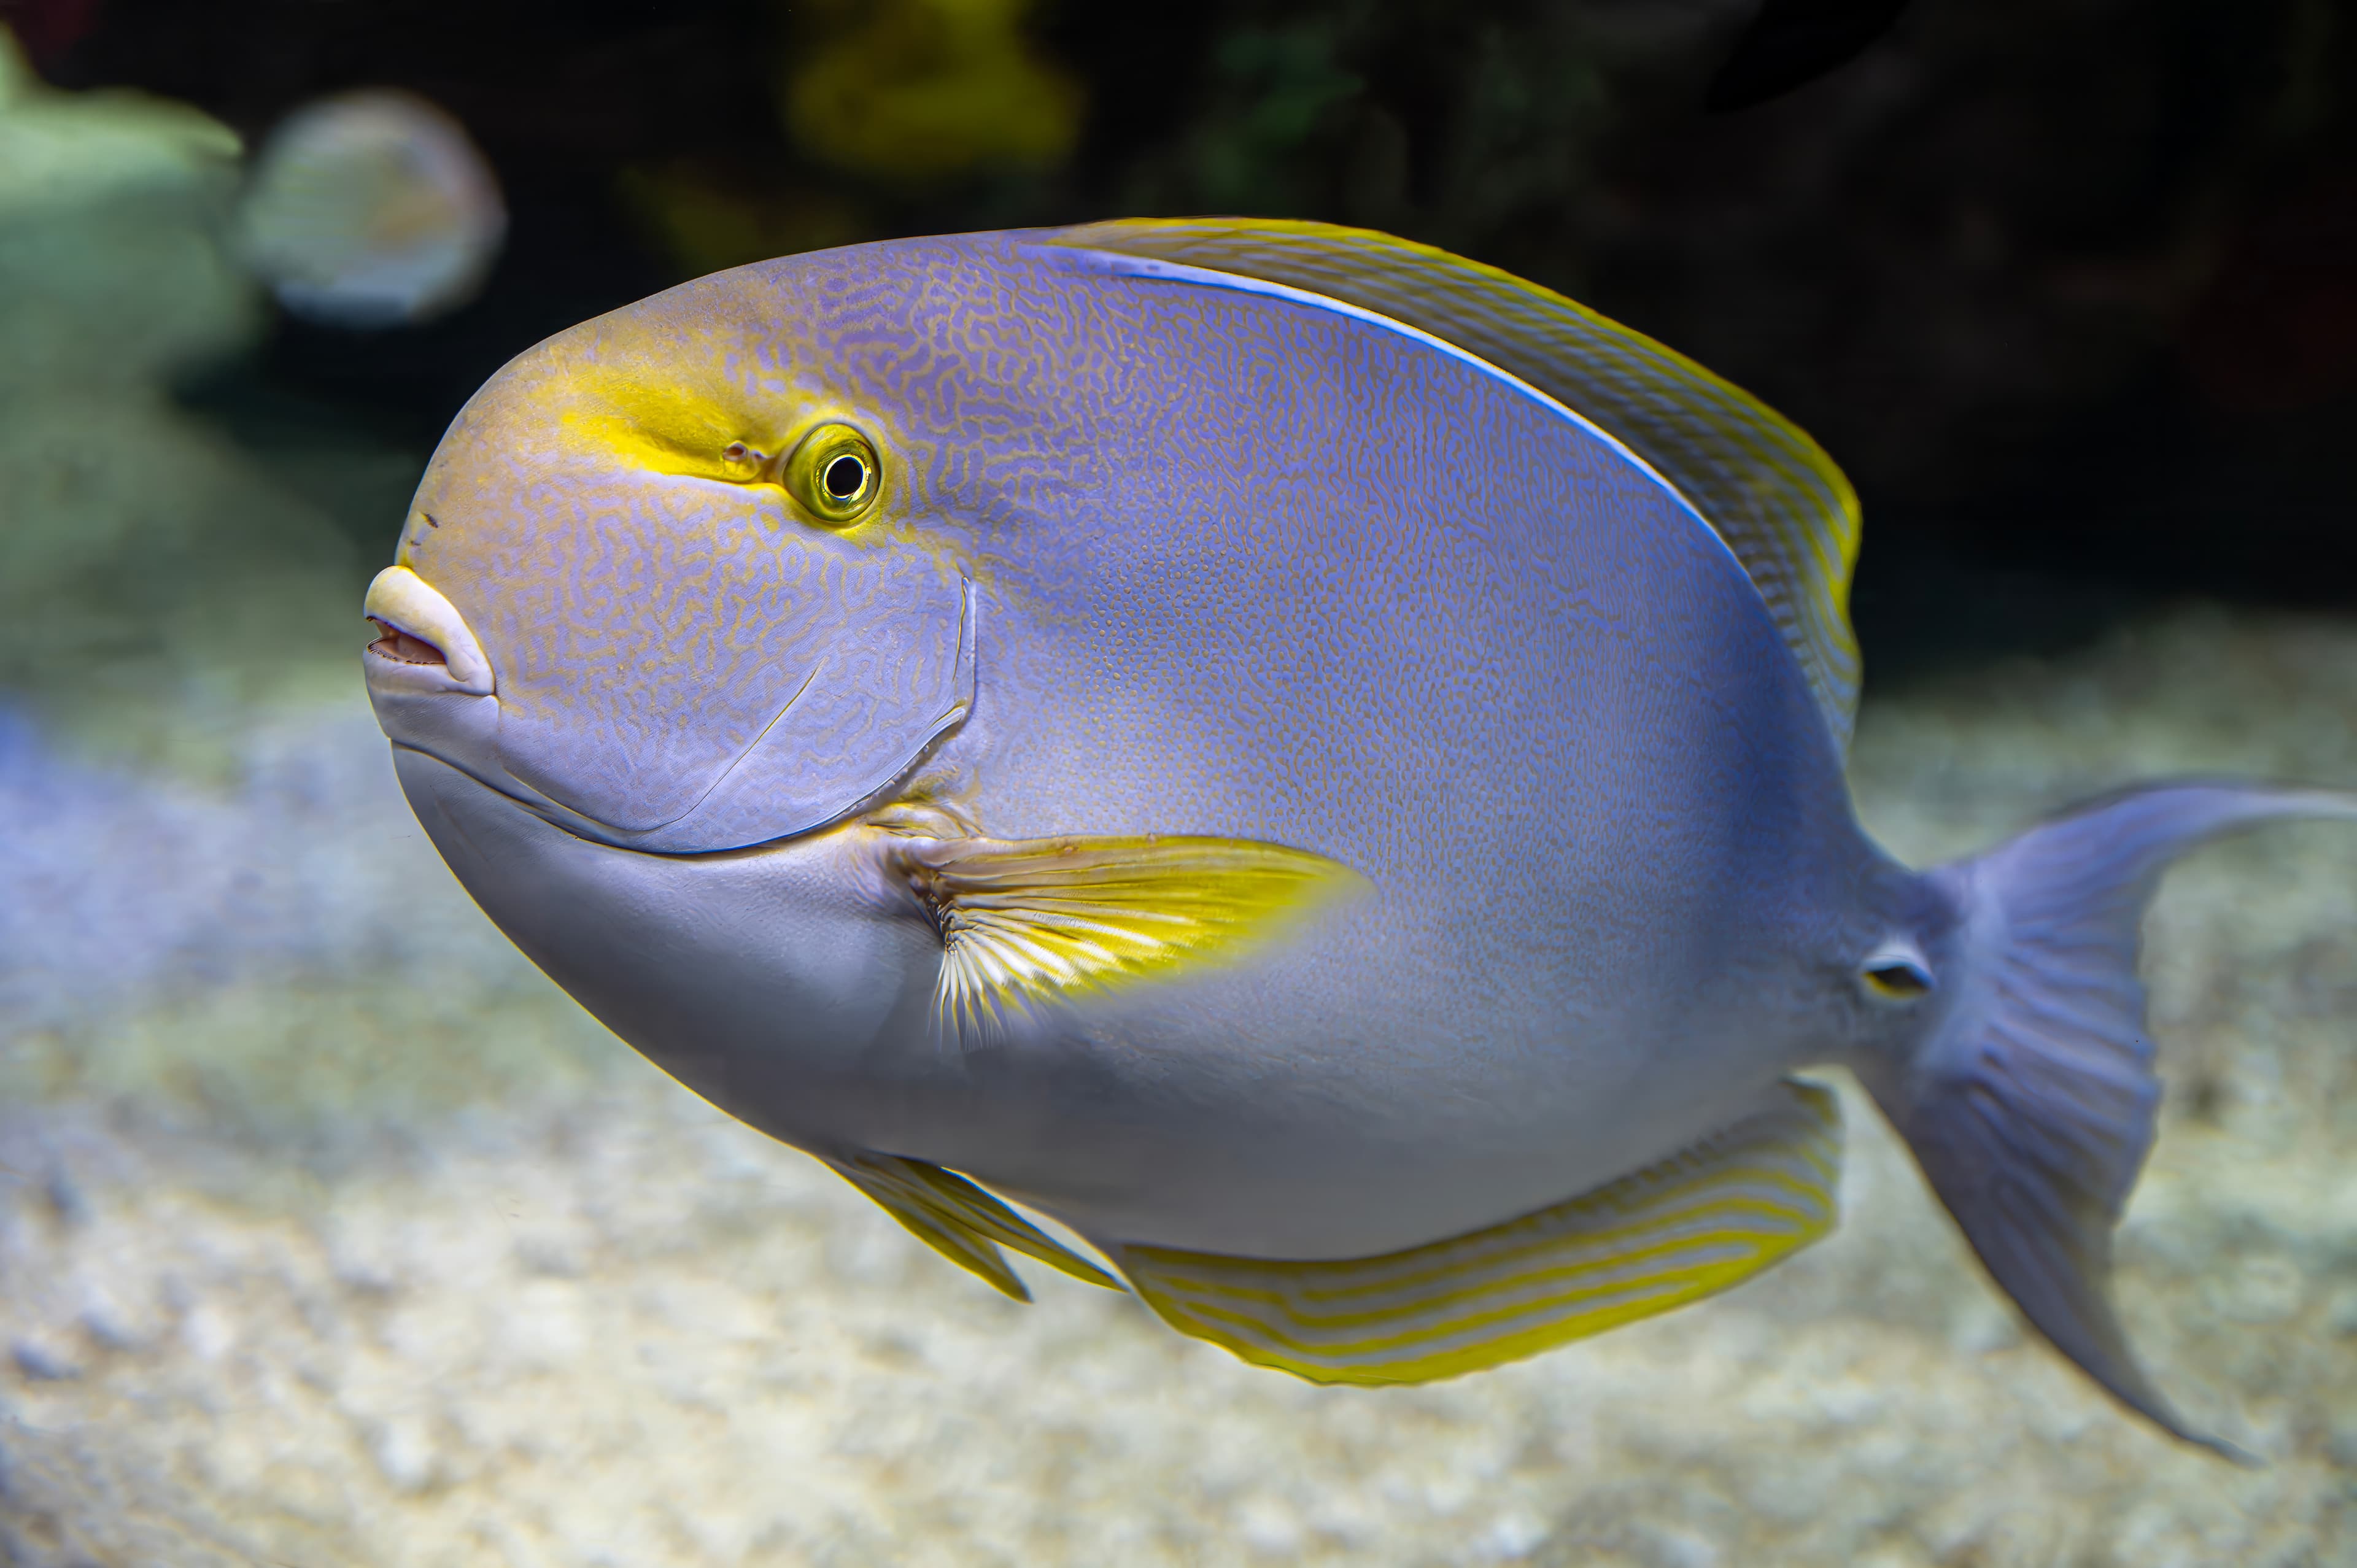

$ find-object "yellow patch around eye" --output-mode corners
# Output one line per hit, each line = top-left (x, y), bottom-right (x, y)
(558, 377), (762, 482)
(554, 371), (892, 525)
(719, 439), (771, 479)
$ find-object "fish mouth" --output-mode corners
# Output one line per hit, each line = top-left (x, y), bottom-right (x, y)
(361, 565), (494, 695)
(368, 621), (448, 665)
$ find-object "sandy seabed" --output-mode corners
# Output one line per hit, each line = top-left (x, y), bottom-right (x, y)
(1, 606), (2355, 1567)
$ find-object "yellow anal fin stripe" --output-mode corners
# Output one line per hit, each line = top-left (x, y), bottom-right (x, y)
(1110, 1079), (1841, 1385)
(889, 833), (1366, 1039)
(825, 1151), (1123, 1302)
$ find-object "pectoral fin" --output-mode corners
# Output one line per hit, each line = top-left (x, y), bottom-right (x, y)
(888, 833), (1366, 1037)
(1110, 1079), (1841, 1385)
(824, 1151), (1122, 1302)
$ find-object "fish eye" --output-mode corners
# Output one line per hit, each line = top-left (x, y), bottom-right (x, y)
(784, 423), (881, 524)
(1858, 942), (1934, 1005)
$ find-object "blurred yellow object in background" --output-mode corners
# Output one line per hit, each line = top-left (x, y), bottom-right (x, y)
(782, 0), (1082, 183)
(616, 160), (865, 279)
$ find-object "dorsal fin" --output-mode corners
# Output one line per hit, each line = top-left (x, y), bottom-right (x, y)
(1047, 217), (1865, 751)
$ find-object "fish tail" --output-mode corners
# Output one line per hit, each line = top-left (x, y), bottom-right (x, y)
(1869, 781), (2357, 1458)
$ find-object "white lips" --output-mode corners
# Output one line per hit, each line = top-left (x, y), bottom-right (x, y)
(363, 565), (494, 695)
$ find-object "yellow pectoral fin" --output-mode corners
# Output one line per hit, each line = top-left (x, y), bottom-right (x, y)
(890, 833), (1366, 1037)
(825, 1151), (1123, 1302)
(1109, 1079), (1843, 1386)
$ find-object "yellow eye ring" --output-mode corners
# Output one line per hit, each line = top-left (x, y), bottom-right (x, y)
(784, 423), (881, 524)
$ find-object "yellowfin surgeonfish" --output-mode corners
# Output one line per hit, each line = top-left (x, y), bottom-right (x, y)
(359, 219), (2355, 1451)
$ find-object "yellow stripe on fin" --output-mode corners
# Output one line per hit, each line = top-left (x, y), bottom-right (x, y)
(889, 833), (1366, 1038)
(824, 1151), (1123, 1301)
(1110, 1079), (1841, 1385)
(1050, 218), (1865, 751)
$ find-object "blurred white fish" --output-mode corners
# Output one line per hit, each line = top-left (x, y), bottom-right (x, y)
(235, 89), (505, 328)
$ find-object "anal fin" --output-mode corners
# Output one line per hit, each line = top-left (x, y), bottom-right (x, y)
(825, 1152), (1123, 1302)
(1110, 1079), (1842, 1385)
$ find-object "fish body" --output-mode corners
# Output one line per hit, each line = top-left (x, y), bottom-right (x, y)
(365, 220), (2352, 1444)
(387, 230), (1871, 1257)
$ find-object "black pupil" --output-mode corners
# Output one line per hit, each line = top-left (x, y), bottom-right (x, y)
(824, 454), (866, 500)
(1868, 963), (1928, 994)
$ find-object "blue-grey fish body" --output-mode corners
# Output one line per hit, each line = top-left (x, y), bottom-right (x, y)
(365, 221), (2353, 1443)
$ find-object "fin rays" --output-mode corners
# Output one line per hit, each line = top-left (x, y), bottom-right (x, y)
(824, 1086), (1841, 1393)
(1113, 1080), (1841, 1385)
(890, 832), (1365, 1039)
(825, 1151), (1122, 1300)
(1886, 782), (2357, 1457)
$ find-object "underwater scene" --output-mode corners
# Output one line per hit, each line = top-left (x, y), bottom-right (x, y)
(4, 2), (2356, 1563)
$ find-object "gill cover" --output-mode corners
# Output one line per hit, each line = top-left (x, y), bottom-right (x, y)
(397, 293), (975, 853)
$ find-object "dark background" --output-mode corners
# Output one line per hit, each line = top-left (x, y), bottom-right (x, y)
(18, 0), (2357, 686)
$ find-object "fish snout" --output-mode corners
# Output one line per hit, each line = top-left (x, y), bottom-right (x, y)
(362, 565), (493, 696)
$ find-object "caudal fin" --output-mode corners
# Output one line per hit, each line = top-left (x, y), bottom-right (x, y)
(1871, 782), (2357, 1457)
